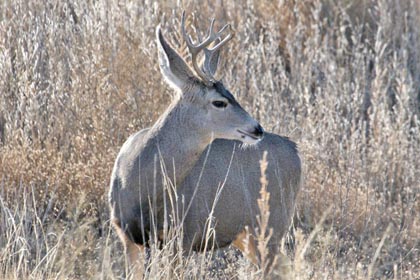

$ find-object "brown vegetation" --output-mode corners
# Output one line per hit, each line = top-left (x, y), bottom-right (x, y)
(0, 0), (419, 279)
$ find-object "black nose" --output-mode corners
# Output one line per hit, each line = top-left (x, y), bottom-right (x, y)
(253, 124), (264, 138)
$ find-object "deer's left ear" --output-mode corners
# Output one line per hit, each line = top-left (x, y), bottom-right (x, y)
(157, 26), (195, 90)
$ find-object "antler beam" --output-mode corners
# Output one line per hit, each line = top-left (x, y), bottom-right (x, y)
(181, 11), (234, 85)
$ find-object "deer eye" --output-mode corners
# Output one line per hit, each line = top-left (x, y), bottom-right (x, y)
(212, 100), (228, 108)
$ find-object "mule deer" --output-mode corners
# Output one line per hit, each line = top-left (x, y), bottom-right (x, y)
(109, 12), (301, 276)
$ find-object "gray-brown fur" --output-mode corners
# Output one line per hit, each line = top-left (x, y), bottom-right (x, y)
(109, 13), (301, 272)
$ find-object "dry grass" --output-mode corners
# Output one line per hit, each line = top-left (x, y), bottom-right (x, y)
(0, 0), (419, 279)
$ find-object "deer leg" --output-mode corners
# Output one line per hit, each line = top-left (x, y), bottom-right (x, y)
(266, 242), (293, 279)
(115, 226), (145, 279)
(126, 240), (145, 279)
(233, 230), (292, 278)
(232, 228), (258, 265)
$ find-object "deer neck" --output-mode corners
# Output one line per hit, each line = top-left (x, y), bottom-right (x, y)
(137, 99), (211, 195)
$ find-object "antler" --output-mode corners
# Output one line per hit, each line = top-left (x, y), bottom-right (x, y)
(181, 11), (234, 85)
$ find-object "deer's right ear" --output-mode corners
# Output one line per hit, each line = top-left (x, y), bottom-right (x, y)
(157, 26), (195, 90)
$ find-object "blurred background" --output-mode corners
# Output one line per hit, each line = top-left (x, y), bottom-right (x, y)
(0, 0), (419, 279)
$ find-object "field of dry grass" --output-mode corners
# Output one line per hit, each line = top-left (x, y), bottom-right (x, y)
(0, 0), (419, 279)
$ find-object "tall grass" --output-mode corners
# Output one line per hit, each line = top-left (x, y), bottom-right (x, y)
(0, 0), (419, 279)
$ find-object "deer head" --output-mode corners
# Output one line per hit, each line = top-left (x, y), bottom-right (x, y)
(156, 12), (263, 145)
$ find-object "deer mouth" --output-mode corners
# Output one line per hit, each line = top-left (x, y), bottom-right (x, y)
(237, 129), (262, 141)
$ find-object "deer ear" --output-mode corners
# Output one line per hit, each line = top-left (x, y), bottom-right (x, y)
(157, 26), (195, 90)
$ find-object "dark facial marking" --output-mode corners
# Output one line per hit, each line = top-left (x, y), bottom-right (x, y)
(213, 81), (236, 104)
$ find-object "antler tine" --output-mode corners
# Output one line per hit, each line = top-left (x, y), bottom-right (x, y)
(181, 11), (196, 52)
(208, 23), (234, 52)
(181, 12), (208, 83)
(181, 11), (234, 85)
